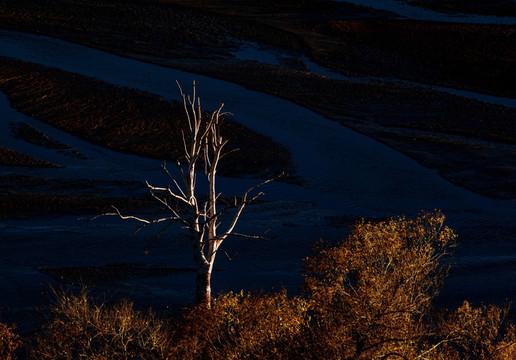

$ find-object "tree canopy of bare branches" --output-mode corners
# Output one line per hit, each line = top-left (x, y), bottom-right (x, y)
(101, 81), (279, 307)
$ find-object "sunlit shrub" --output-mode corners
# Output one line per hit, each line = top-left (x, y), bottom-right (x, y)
(30, 288), (174, 360)
(301, 210), (516, 359)
(429, 301), (516, 360)
(171, 290), (310, 359)
(303, 210), (457, 359)
(0, 322), (22, 360)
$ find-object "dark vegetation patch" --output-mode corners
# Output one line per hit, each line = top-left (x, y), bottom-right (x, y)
(10, 122), (69, 150)
(0, 192), (154, 220)
(10, 122), (88, 159)
(0, 57), (293, 179)
(316, 18), (516, 98)
(0, 174), (143, 195)
(0, 173), (152, 218)
(374, 129), (516, 199)
(406, 0), (516, 17)
(40, 262), (196, 286)
(0, 146), (60, 168)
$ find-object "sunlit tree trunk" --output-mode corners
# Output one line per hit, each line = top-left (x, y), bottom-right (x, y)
(196, 262), (213, 306)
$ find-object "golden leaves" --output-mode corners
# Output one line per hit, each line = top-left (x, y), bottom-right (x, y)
(301, 210), (460, 359)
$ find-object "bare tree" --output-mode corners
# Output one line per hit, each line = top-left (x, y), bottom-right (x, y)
(103, 81), (278, 307)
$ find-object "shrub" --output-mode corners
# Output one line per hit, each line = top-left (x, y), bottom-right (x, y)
(0, 321), (22, 360)
(302, 210), (516, 359)
(429, 301), (516, 360)
(171, 290), (310, 359)
(302, 210), (457, 359)
(30, 288), (174, 360)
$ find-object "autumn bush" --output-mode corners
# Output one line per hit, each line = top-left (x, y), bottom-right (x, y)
(11, 211), (516, 359)
(29, 289), (174, 360)
(170, 290), (310, 359)
(431, 301), (516, 359)
(0, 321), (22, 360)
(302, 210), (515, 359)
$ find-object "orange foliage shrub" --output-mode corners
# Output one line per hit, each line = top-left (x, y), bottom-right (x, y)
(171, 290), (309, 359)
(0, 322), (22, 360)
(431, 301), (516, 360)
(302, 210), (515, 359)
(30, 289), (174, 360)
(303, 211), (457, 359)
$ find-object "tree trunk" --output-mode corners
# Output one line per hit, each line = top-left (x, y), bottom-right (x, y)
(196, 262), (213, 307)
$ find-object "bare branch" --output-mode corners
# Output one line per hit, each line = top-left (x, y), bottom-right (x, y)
(95, 80), (283, 307)
(243, 171), (285, 203)
(219, 147), (239, 160)
(103, 206), (152, 224)
(145, 181), (189, 206)
(147, 190), (184, 220)
(175, 161), (189, 193)
(218, 248), (235, 261)
(222, 202), (247, 238)
(176, 80), (193, 133)
(222, 227), (272, 241)
(200, 173), (284, 236)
